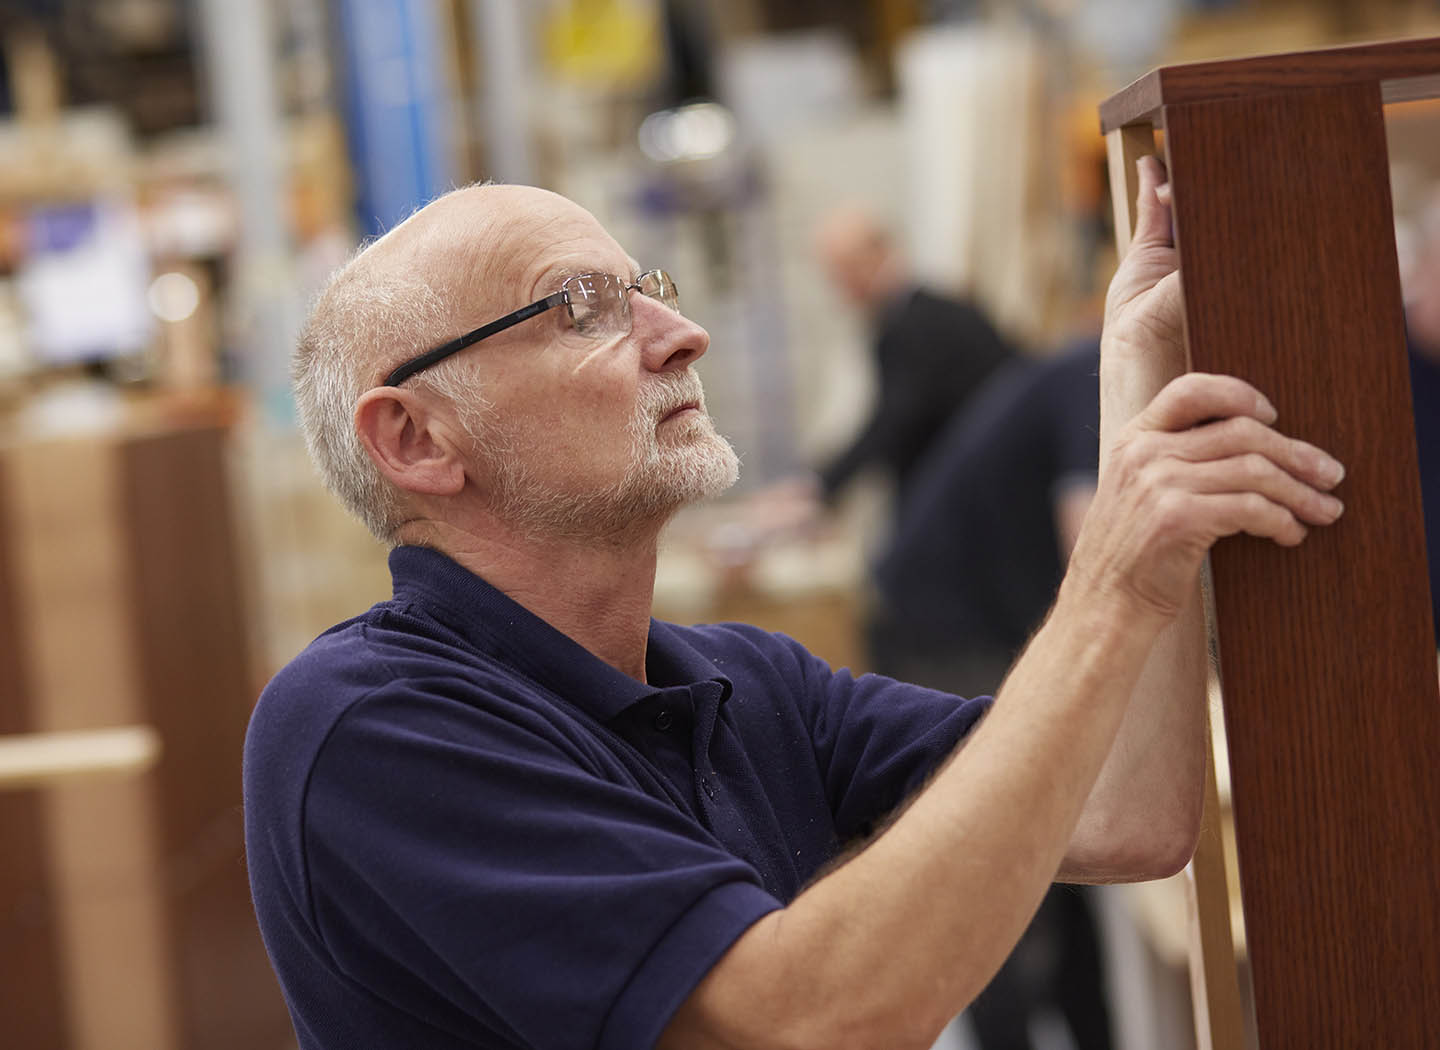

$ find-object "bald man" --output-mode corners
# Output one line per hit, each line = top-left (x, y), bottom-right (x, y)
(243, 161), (1347, 1050)
(809, 207), (1013, 509)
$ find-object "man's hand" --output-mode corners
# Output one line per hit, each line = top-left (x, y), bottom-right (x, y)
(1077, 152), (1347, 627)
(1105, 155), (1184, 365)
(730, 474), (826, 546)
(1070, 371), (1346, 626)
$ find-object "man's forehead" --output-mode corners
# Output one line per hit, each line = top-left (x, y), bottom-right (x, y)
(380, 185), (641, 320)
(450, 186), (637, 291)
(532, 252), (644, 286)
(516, 223), (639, 290)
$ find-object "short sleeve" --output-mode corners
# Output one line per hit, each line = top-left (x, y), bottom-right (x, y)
(302, 682), (781, 1050)
(807, 667), (992, 839)
(709, 625), (992, 842)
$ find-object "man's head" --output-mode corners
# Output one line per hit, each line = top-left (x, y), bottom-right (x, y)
(814, 206), (907, 311)
(293, 184), (739, 547)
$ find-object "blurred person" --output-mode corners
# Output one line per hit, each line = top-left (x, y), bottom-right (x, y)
(876, 341), (1102, 695)
(242, 160), (1348, 1050)
(878, 340), (1111, 1050)
(1401, 195), (1440, 647)
(746, 207), (1016, 679)
(766, 207), (1014, 532)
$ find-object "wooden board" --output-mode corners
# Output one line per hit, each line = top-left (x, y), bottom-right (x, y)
(1101, 35), (1440, 132)
(1161, 79), (1440, 1046)
(119, 425), (289, 1050)
(0, 407), (291, 1048)
(0, 455), (69, 1050)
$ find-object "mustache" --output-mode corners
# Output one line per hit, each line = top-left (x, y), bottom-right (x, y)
(639, 370), (707, 420)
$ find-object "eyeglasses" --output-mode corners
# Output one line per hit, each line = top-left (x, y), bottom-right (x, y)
(382, 269), (680, 386)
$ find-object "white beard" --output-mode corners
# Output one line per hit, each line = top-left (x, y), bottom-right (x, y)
(485, 370), (739, 541)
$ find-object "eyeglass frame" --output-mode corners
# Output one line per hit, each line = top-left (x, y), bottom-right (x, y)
(381, 269), (678, 387)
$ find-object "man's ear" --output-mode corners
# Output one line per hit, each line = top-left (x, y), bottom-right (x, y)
(353, 387), (467, 497)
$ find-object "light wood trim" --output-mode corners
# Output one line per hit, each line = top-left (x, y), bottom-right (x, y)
(0, 726), (160, 790)
(1185, 694), (1247, 1050)
(1106, 123), (1156, 257)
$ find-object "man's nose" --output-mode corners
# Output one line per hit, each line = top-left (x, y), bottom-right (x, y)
(633, 291), (709, 372)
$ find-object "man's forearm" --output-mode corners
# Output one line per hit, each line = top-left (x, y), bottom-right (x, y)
(663, 158), (1345, 1050)
(1060, 331), (1208, 880)
(662, 588), (1173, 1050)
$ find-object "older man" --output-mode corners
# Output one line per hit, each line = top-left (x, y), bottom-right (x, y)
(244, 157), (1346, 1050)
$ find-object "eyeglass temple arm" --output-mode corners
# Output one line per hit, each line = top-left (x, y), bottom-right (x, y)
(382, 291), (568, 387)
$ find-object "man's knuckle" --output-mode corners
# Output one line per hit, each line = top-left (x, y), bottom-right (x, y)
(1230, 416), (1264, 441)
(1152, 489), (1191, 530)
(1240, 452), (1270, 483)
(1115, 436), (1151, 476)
(1239, 492), (1272, 520)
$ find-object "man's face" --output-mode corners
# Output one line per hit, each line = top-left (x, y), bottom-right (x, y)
(453, 190), (739, 539)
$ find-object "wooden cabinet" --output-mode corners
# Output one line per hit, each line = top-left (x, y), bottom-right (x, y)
(0, 393), (291, 1049)
(1102, 36), (1440, 1049)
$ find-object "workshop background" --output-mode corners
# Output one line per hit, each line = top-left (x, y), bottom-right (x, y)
(1, 2), (1437, 1048)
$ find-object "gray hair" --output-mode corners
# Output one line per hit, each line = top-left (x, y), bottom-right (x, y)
(293, 244), (489, 545)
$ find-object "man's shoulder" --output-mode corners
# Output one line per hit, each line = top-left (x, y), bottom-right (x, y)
(653, 618), (867, 703)
(885, 288), (1012, 364)
(903, 287), (992, 328)
(656, 619), (812, 671)
(247, 603), (489, 786)
(256, 604), (421, 714)
(251, 597), (527, 736)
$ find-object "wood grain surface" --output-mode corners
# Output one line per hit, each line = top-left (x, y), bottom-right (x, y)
(120, 426), (291, 1050)
(1163, 80), (1440, 1046)
(0, 415), (290, 1048)
(0, 457), (69, 1050)
(1101, 35), (1440, 132)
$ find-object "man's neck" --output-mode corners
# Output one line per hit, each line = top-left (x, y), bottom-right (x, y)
(408, 517), (665, 683)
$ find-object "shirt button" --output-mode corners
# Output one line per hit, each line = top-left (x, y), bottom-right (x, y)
(653, 709), (674, 732)
(700, 776), (716, 800)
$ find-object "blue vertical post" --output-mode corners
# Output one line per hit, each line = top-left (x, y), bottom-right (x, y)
(332, 0), (458, 236)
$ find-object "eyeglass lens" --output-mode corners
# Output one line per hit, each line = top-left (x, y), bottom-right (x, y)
(563, 271), (679, 336)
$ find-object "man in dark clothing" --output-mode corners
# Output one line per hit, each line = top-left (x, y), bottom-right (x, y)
(876, 341), (1101, 692)
(243, 165), (1347, 1050)
(745, 209), (1016, 684)
(877, 340), (1112, 1050)
(813, 208), (1015, 509)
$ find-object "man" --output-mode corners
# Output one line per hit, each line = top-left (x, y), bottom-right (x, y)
(244, 158), (1346, 1050)
(875, 339), (1102, 696)
(811, 206), (1014, 507)
(875, 340), (1111, 1050)
(746, 209), (1013, 546)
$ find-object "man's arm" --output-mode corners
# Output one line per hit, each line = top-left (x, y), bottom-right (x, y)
(660, 158), (1346, 1050)
(1059, 159), (1205, 879)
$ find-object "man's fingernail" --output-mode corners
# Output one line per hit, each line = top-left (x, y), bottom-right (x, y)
(1257, 394), (1277, 420)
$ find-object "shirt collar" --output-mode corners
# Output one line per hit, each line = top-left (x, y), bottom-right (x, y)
(387, 545), (731, 722)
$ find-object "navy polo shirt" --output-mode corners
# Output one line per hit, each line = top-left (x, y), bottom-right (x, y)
(244, 546), (990, 1050)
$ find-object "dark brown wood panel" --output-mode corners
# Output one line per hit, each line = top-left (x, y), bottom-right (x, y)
(120, 425), (290, 1049)
(1101, 35), (1440, 132)
(0, 458), (69, 1050)
(1163, 81), (1440, 1046)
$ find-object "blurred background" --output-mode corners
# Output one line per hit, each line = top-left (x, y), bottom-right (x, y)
(1, 1), (1438, 1048)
